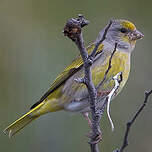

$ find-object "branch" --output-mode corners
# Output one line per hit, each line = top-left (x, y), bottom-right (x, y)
(96, 43), (118, 90)
(114, 90), (152, 152)
(90, 20), (113, 58)
(63, 14), (114, 152)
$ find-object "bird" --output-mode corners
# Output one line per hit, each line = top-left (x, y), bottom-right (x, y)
(3, 19), (144, 138)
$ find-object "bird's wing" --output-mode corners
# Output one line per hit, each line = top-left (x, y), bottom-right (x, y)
(30, 43), (103, 109)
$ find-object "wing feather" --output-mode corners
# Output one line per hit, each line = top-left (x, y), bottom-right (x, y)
(30, 43), (103, 109)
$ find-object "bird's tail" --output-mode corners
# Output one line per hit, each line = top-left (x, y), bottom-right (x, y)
(3, 102), (45, 138)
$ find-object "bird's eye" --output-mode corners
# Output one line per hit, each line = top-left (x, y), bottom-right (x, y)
(120, 28), (128, 33)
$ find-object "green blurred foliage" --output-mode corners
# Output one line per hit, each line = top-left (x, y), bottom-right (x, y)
(0, 0), (152, 152)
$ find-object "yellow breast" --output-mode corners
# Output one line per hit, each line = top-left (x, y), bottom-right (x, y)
(92, 50), (130, 93)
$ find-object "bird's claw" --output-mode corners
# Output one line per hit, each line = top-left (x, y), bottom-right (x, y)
(86, 131), (102, 144)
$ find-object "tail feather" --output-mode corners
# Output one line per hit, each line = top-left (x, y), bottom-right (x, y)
(3, 102), (44, 138)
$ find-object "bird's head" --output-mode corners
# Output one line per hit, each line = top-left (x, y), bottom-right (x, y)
(98, 19), (144, 52)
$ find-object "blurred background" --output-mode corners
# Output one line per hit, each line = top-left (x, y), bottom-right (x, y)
(0, 0), (152, 152)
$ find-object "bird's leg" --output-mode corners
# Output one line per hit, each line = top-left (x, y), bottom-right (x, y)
(82, 112), (102, 143)
(82, 112), (92, 128)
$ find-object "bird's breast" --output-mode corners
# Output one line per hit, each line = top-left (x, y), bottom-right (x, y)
(92, 50), (131, 94)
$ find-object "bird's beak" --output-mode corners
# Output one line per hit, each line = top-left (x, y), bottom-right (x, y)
(130, 30), (144, 41)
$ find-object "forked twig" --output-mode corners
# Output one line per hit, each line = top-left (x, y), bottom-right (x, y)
(114, 90), (152, 152)
(63, 14), (118, 152)
(96, 43), (118, 90)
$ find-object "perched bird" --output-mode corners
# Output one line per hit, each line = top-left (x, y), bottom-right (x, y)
(4, 19), (143, 138)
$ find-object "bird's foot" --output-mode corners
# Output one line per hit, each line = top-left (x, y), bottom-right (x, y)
(82, 112), (102, 144)
(86, 130), (102, 144)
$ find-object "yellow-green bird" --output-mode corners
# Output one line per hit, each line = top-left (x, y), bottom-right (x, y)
(4, 19), (143, 138)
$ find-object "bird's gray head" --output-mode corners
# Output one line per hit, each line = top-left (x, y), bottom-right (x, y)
(96, 19), (144, 52)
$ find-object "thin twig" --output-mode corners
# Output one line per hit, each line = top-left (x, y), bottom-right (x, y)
(90, 20), (113, 58)
(114, 90), (152, 152)
(96, 43), (118, 90)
